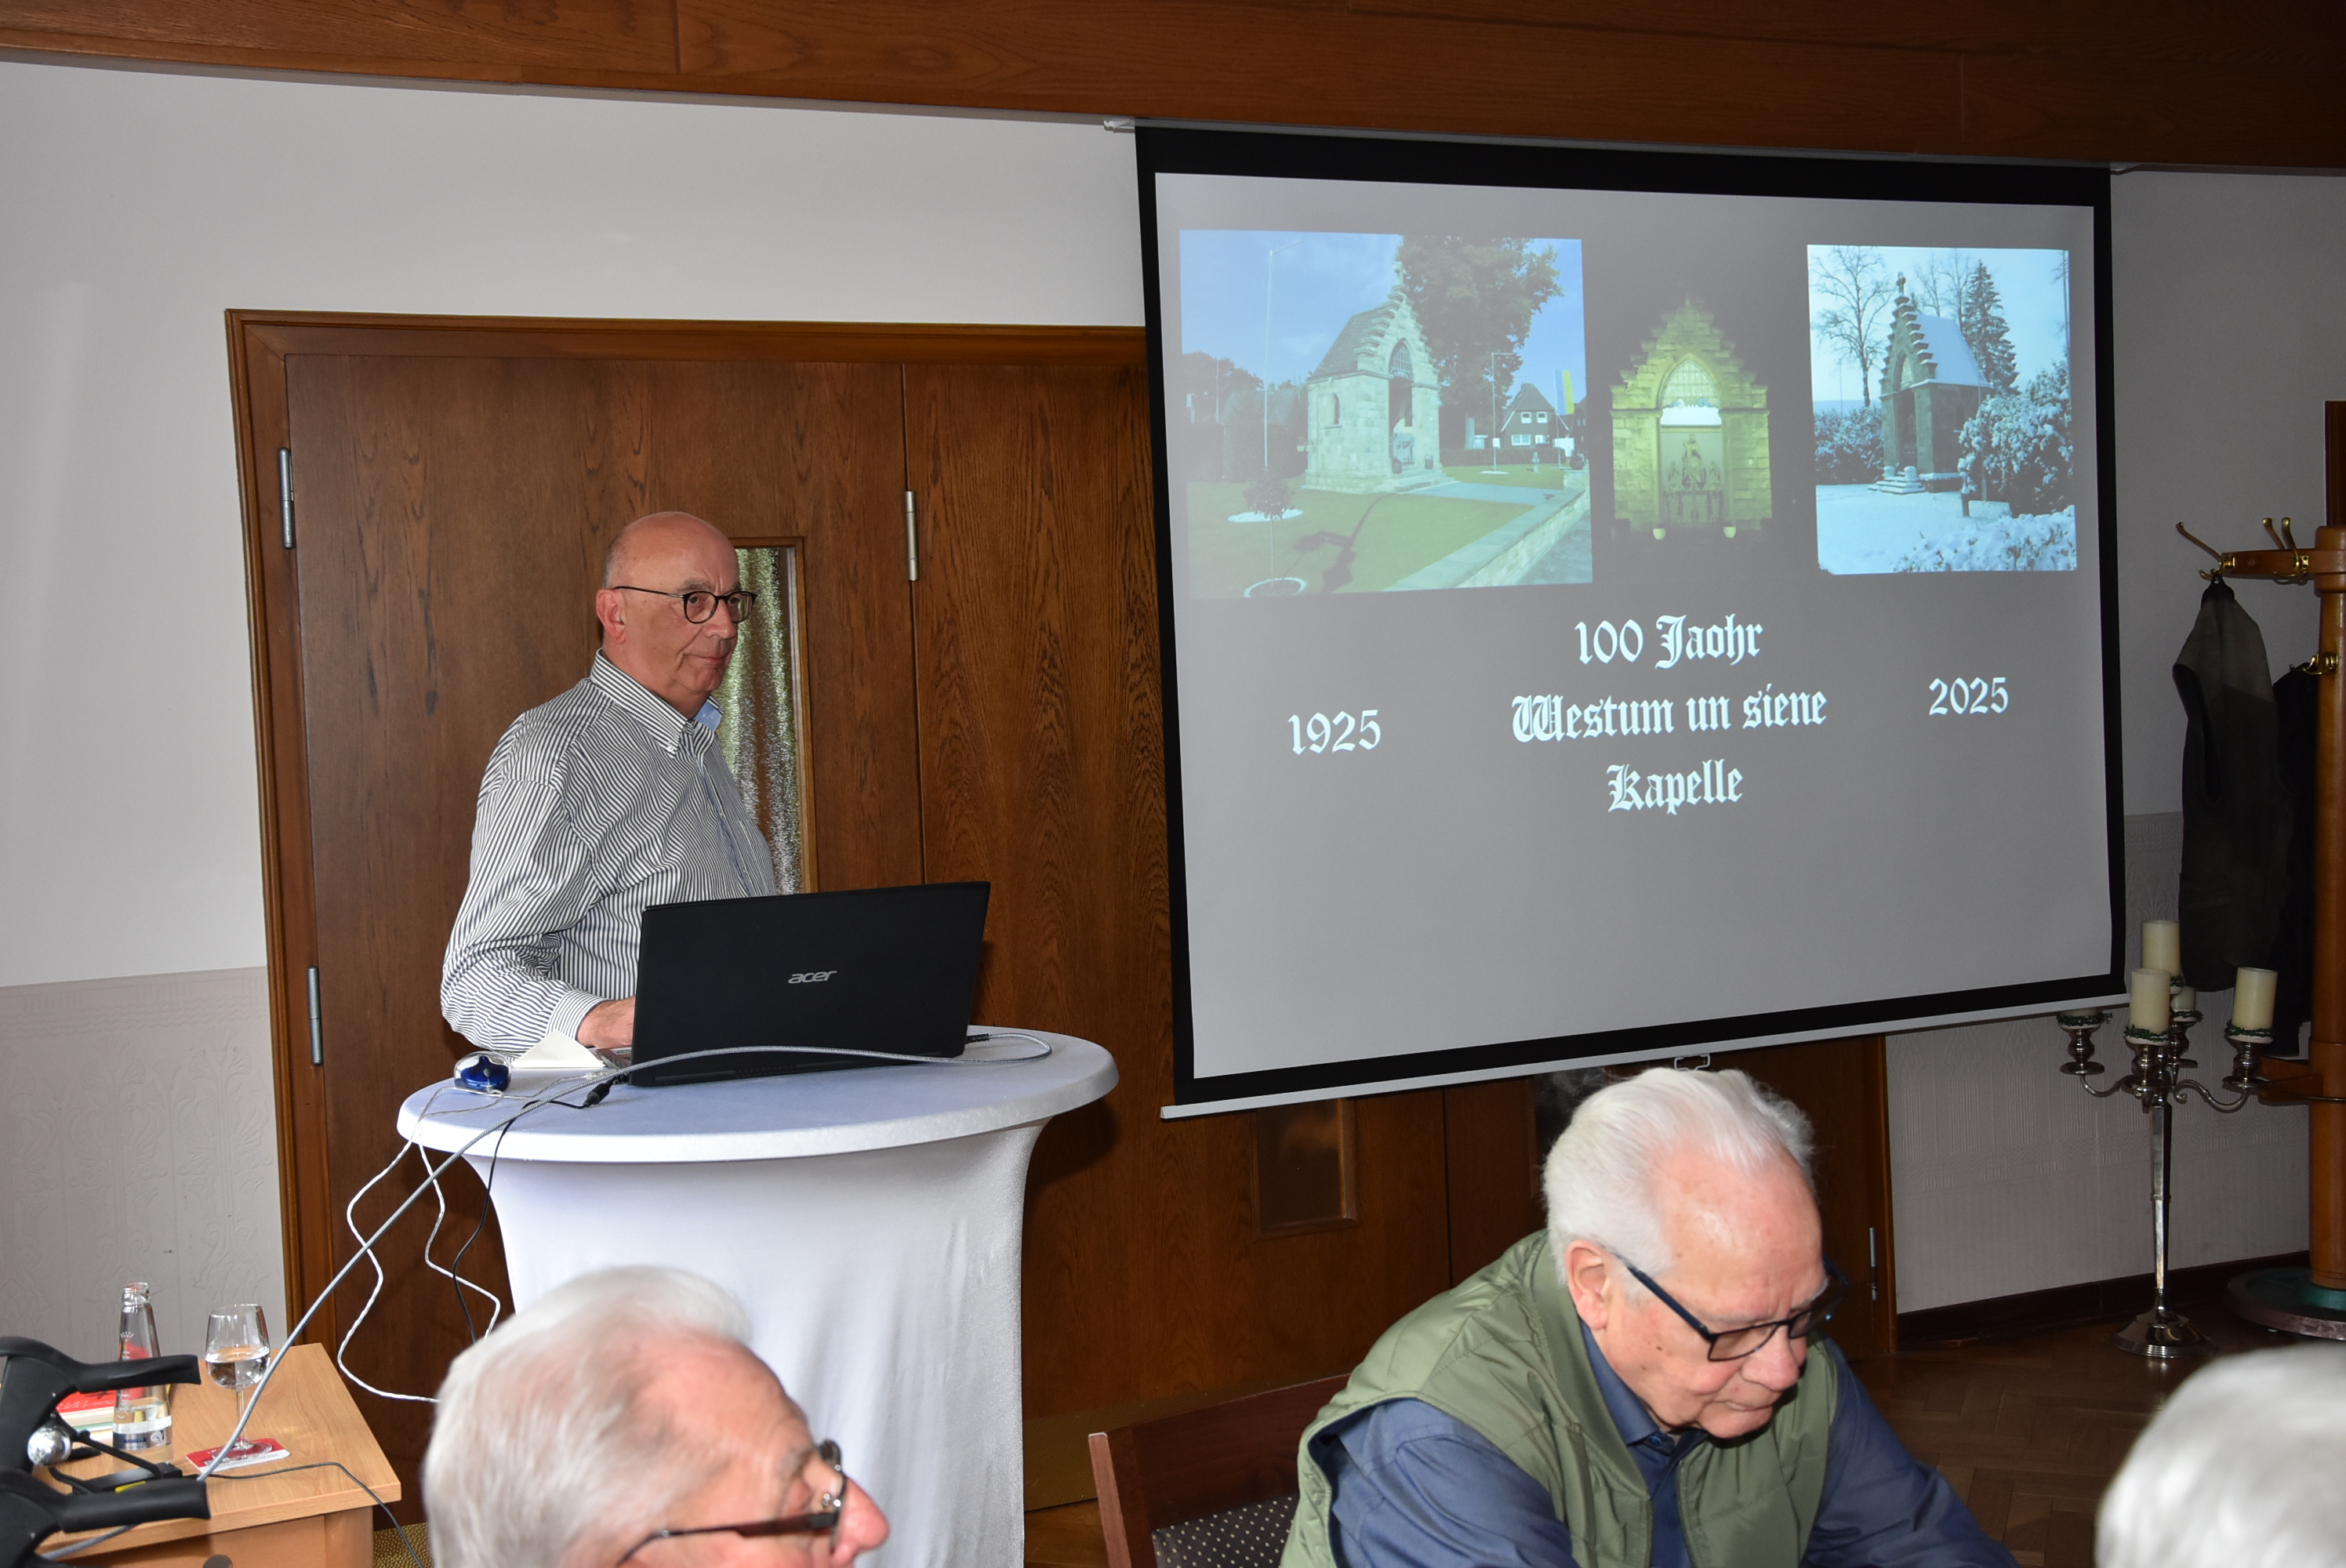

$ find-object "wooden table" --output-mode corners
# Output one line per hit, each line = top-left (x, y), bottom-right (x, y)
(44, 1344), (401, 1566)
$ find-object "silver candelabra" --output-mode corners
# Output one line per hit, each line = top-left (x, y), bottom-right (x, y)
(2054, 1000), (2271, 1358)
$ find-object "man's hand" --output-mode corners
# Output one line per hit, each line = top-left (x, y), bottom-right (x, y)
(577, 996), (636, 1051)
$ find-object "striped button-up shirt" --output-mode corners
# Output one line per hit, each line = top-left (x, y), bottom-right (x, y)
(441, 652), (776, 1051)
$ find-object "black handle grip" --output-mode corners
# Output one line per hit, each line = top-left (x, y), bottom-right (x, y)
(67, 1356), (200, 1396)
(0, 1472), (209, 1568)
(43, 1475), (211, 1533)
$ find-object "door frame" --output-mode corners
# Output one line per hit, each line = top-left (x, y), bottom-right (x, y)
(224, 311), (1146, 1334)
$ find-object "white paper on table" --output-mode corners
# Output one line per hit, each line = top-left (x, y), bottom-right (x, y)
(509, 1029), (602, 1072)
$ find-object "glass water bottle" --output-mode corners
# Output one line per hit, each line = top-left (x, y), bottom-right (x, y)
(111, 1282), (172, 1452)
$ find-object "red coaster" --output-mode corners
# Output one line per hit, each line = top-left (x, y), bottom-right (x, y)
(183, 1438), (289, 1471)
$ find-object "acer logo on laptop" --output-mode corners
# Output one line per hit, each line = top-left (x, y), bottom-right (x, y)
(787, 970), (838, 984)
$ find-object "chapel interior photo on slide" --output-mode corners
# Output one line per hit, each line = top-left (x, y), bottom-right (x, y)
(4, 8), (2346, 1568)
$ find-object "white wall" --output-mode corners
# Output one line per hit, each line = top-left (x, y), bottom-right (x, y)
(0, 969), (278, 1361)
(0, 56), (1142, 1361)
(1889, 815), (2308, 1313)
(2, 60), (2341, 1336)
(2112, 170), (2344, 810)
(0, 60), (1144, 990)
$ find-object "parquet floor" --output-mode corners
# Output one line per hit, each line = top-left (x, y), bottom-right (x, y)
(1853, 1300), (2293, 1568)
(1026, 1291), (2301, 1568)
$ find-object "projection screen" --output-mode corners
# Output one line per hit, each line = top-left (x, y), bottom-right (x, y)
(1138, 128), (2123, 1115)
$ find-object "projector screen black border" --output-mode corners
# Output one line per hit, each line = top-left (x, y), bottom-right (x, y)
(1135, 124), (2125, 1114)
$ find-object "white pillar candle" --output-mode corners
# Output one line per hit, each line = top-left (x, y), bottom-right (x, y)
(2173, 985), (2197, 1014)
(2141, 920), (2182, 978)
(2232, 967), (2279, 1030)
(2130, 968), (2172, 1032)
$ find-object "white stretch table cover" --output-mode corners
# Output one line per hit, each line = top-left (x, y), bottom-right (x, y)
(396, 1031), (1115, 1568)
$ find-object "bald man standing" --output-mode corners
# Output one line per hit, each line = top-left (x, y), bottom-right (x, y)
(441, 513), (772, 1054)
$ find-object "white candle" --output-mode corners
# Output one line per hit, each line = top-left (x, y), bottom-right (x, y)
(2141, 920), (2181, 979)
(2233, 967), (2279, 1030)
(2173, 985), (2197, 1014)
(2130, 968), (2171, 1032)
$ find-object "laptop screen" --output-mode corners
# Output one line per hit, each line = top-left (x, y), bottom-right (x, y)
(630, 881), (990, 1087)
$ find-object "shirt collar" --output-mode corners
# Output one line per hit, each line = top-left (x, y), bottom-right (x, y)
(1578, 1319), (1695, 1454)
(589, 652), (721, 753)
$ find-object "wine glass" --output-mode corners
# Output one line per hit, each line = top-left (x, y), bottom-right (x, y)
(202, 1304), (271, 1461)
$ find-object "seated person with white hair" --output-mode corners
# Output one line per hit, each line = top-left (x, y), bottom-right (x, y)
(1283, 1068), (2013, 1568)
(426, 1265), (888, 1567)
(2097, 1341), (2346, 1568)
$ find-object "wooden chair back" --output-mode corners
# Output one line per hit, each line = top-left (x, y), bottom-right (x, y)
(1087, 1375), (1351, 1568)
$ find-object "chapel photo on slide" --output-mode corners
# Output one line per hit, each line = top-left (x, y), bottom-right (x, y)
(1807, 244), (2075, 573)
(1175, 230), (1590, 597)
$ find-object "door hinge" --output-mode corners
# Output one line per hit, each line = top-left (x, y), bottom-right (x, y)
(306, 964), (323, 1067)
(278, 448), (296, 550)
(904, 490), (919, 582)
(1867, 1225), (1879, 1301)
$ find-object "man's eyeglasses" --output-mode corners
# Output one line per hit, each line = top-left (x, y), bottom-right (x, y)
(1620, 1257), (1850, 1362)
(610, 584), (757, 624)
(619, 1438), (846, 1561)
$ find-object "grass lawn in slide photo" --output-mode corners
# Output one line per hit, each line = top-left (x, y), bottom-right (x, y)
(1186, 482), (1528, 596)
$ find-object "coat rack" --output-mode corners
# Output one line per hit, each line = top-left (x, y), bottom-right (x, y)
(2158, 402), (2346, 1341)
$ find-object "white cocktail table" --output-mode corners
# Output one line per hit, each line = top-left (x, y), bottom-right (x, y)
(396, 1031), (1116, 1568)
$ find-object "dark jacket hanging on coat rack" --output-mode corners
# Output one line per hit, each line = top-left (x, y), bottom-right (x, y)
(2270, 663), (2318, 1053)
(2174, 578), (2293, 993)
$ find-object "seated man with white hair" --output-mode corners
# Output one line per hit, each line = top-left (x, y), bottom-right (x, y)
(426, 1265), (888, 1567)
(1283, 1067), (2012, 1568)
(2098, 1341), (2346, 1568)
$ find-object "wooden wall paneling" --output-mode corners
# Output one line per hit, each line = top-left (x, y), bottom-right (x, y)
(673, 2), (1968, 154)
(1710, 1036), (1899, 1359)
(1441, 1078), (1543, 1283)
(1956, 46), (2346, 165)
(241, 316), (1147, 369)
(10, 1), (2346, 165)
(0, 0), (676, 73)
(900, 359), (1453, 1421)
(1342, 0), (2126, 53)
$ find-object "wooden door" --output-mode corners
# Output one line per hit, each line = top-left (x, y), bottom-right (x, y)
(238, 324), (928, 1503)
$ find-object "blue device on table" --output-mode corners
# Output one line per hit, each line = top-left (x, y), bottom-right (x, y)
(456, 1054), (511, 1093)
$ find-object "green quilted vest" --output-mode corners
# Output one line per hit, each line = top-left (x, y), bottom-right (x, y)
(1281, 1232), (1836, 1568)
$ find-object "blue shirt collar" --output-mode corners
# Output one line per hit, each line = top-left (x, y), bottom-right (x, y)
(1579, 1319), (1697, 1455)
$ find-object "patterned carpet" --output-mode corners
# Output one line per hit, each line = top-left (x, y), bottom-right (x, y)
(373, 1523), (434, 1566)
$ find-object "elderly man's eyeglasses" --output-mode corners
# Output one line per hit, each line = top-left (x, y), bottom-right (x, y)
(1622, 1258), (1850, 1362)
(619, 1438), (845, 1561)
(610, 584), (757, 624)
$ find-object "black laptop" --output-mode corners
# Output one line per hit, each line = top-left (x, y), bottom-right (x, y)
(628, 882), (990, 1087)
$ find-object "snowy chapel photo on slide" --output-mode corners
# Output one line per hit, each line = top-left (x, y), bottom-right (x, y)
(1808, 245), (2075, 574)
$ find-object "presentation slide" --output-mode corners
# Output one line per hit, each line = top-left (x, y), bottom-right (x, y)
(1143, 133), (2123, 1109)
